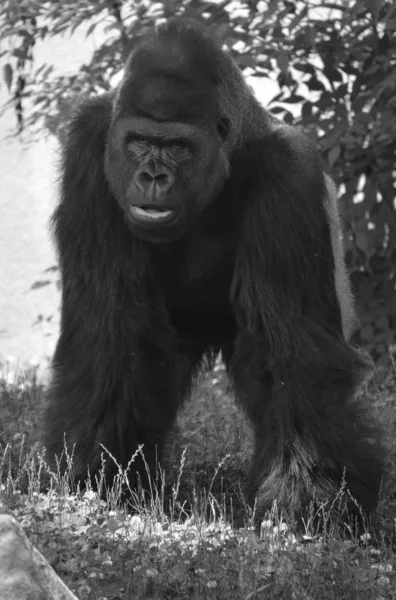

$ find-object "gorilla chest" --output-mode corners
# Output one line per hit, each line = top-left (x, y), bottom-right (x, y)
(155, 238), (237, 345)
(158, 237), (233, 300)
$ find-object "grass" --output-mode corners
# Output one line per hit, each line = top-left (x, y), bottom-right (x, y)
(0, 358), (395, 599)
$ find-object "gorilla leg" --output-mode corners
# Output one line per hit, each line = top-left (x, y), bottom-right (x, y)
(44, 342), (204, 493)
(226, 322), (384, 519)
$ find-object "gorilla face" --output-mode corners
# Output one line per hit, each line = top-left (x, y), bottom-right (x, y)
(104, 43), (231, 242)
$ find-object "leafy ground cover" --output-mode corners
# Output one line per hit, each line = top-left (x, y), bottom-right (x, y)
(0, 359), (395, 599)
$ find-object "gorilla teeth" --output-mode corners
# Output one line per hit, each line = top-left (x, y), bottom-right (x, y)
(133, 206), (172, 220)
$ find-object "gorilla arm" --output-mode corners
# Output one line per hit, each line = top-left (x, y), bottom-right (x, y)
(228, 122), (383, 517)
(231, 123), (342, 360)
(45, 96), (180, 484)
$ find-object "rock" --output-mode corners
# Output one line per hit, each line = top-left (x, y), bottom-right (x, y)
(0, 514), (78, 600)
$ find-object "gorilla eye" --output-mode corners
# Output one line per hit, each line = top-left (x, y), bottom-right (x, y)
(125, 133), (147, 144)
(172, 141), (188, 150)
(216, 117), (229, 141)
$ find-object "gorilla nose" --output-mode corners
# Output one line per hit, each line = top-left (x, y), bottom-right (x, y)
(135, 164), (175, 197)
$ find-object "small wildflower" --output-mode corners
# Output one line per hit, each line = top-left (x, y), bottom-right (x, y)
(377, 576), (390, 586)
(146, 568), (158, 577)
(83, 490), (96, 501)
(372, 564), (393, 573)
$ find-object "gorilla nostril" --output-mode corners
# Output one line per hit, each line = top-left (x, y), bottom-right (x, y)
(135, 166), (175, 194)
(156, 173), (168, 185)
(138, 171), (154, 185)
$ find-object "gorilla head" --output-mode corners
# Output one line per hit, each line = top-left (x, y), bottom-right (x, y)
(104, 19), (248, 242)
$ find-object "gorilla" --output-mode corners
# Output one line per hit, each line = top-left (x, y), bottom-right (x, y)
(43, 18), (384, 519)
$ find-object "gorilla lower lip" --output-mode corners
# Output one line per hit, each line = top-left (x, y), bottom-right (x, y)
(131, 206), (173, 220)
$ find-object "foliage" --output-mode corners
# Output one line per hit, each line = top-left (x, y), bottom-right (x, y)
(1, 0), (395, 364)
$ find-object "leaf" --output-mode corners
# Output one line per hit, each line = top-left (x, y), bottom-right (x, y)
(321, 122), (347, 152)
(301, 101), (312, 118)
(305, 26), (316, 47)
(279, 94), (305, 103)
(270, 106), (287, 114)
(54, 12), (75, 30)
(12, 48), (29, 60)
(385, 10), (396, 31)
(363, 178), (378, 211)
(31, 280), (51, 290)
(283, 111), (294, 123)
(2, 63), (13, 91)
(306, 77), (325, 91)
(16, 29), (32, 38)
(276, 51), (289, 74)
(327, 144), (341, 168)
(355, 223), (376, 258)
(238, 54), (257, 69)
(57, 557), (80, 574)
(355, 229), (370, 254)
(293, 62), (316, 75)
(44, 265), (59, 273)
(85, 22), (97, 37)
(273, 24), (283, 38)
(106, 517), (120, 533)
(317, 90), (334, 111)
(371, 0), (383, 19)
(324, 67), (343, 83)
(336, 83), (348, 98)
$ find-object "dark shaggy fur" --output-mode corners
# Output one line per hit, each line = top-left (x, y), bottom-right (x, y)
(43, 18), (384, 519)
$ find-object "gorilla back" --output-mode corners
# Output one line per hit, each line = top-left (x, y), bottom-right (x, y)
(43, 18), (384, 520)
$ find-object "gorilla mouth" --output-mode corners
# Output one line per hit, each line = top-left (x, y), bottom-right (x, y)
(130, 205), (174, 221)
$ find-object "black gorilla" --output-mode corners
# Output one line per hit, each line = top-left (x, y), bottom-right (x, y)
(43, 18), (384, 519)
